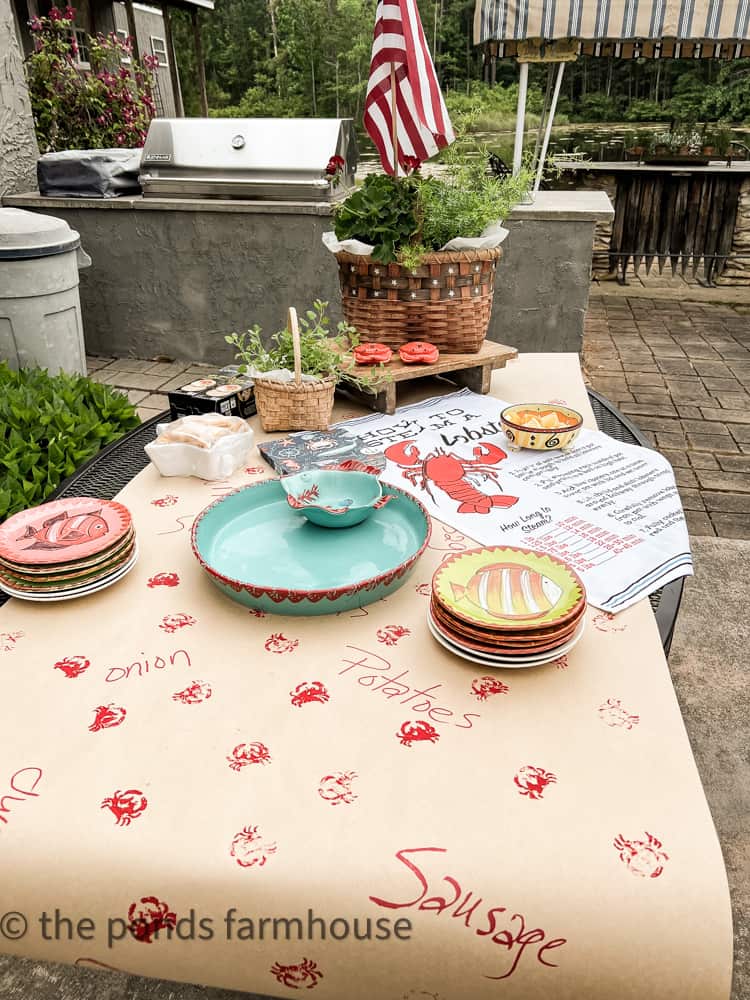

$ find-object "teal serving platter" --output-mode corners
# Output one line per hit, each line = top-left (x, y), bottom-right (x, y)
(191, 480), (431, 616)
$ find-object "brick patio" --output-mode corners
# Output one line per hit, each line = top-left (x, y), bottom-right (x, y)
(585, 294), (750, 539)
(87, 293), (750, 540)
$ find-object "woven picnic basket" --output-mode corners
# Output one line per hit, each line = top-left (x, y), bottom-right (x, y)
(335, 246), (503, 354)
(252, 307), (335, 432)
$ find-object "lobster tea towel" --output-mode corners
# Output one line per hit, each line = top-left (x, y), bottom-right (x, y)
(341, 389), (692, 613)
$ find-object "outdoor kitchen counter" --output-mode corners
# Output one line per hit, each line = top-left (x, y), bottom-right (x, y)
(3, 190), (612, 362)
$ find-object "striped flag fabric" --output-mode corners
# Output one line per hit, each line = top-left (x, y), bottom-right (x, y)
(364, 0), (455, 176)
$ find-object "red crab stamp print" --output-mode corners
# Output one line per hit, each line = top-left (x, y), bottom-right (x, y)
(598, 698), (639, 729)
(290, 681), (329, 707)
(159, 613), (196, 634)
(592, 611), (626, 633)
(318, 771), (358, 806)
(101, 789), (148, 826)
(127, 896), (177, 943)
(227, 742), (271, 771)
(0, 631), (24, 652)
(396, 720), (440, 747)
(614, 832), (668, 878)
(151, 495), (178, 508)
(230, 825), (277, 868)
(270, 958), (323, 990)
(249, 608), (267, 618)
(147, 572), (180, 588)
(265, 633), (299, 654)
(414, 583), (431, 596)
(245, 466), (266, 476)
(471, 676), (509, 701)
(89, 704), (127, 732)
(376, 625), (411, 647)
(54, 655), (90, 679)
(514, 765), (557, 800)
(172, 680), (212, 705)
(554, 655), (569, 670)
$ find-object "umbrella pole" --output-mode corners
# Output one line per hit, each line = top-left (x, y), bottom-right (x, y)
(533, 61), (566, 195)
(512, 61), (528, 176)
(531, 63), (555, 174)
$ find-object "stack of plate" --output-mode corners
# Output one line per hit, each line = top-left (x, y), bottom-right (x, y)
(429, 545), (586, 668)
(0, 497), (137, 602)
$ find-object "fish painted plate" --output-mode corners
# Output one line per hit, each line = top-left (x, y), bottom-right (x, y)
(430, 598), (583, 653)
(432, 546), (586, 633)
(0, 546), (139, 602)
(429, 595), (585, 649)
(0, 498), (132, 567)
(0, 527), (135, 576)
(427, 610), (586, 668)
(191, 480), (430, 616)
(0, 533), (136, 585)
(0, 539), (137, 592)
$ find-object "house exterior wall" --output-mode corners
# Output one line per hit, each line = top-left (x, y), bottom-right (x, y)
(0, 0), (39, 196)
(112, 1), (177, 116)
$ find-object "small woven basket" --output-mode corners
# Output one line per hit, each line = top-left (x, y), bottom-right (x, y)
(335, 246), (503, 354)
(253, 307), (336, 432)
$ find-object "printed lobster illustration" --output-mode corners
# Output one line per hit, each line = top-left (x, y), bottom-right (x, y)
(384, 440), (518, 515)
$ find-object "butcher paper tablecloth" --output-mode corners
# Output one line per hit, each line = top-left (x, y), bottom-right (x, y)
(0, 354), (732, 1000)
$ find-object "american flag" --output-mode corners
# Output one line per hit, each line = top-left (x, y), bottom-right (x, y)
(363, 0), (455, 176)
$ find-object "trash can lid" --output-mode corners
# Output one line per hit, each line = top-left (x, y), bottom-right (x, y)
(0, 207), (81, 260)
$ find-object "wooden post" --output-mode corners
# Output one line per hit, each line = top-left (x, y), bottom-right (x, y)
(161, 2), (183, 117)
(124, 0), (140, 60)
(191, 8), (208, 116)
(390, 62), (399, 176)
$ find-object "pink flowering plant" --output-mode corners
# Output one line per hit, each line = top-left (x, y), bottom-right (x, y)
(26, 7), (158, 152)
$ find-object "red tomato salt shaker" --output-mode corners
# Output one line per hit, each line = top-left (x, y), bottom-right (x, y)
(399, 341), (439, 364)
(353, 343), (393, 365)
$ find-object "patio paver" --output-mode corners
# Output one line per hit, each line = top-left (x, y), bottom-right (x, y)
(585, 295), (750, 539)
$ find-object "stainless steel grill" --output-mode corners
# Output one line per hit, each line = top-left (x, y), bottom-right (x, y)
(139, 118), (358, 201)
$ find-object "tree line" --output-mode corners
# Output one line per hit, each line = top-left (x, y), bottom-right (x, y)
(170, 0), (750, 125)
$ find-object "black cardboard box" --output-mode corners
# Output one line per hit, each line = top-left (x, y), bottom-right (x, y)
(167, 366), (257, 420)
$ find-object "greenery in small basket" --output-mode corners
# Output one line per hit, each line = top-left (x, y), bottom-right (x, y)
(333, 139), (532, 265)
(0, 363), (139, 520)
(225, 300), (390, 389)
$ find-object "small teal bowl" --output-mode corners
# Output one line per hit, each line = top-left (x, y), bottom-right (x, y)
(281, 469), (392, 528)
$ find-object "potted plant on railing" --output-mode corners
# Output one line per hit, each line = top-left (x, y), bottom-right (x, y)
(322, 145), (531, 355)
(225, 300), (388, 432)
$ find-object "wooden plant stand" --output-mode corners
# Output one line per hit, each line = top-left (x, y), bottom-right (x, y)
(339, 340), (517, 415)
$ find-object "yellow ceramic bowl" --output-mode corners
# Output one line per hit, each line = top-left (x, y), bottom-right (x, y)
(500, 403), (583, 451)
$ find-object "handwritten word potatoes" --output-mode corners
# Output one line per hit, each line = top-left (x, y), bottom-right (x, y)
(370, 847), (566, 981)
(339, 646), (480, 731)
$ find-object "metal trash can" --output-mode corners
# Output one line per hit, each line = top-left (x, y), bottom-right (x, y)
(0, 207), (91, 376)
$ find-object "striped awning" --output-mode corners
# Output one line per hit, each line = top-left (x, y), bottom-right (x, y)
(474, 0), (750, 51)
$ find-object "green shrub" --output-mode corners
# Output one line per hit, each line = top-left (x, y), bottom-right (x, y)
(0, 364), (139, 520)
(624, 99), (672, 122)
(570, 93), (621, 122)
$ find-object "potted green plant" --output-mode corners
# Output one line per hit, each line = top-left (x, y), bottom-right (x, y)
(325, 144), (531, 355)
(225, 301), (387, 432)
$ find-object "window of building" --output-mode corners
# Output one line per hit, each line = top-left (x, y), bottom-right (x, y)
(71, 27), (90, 68)
(115, 28), (131, 64)
(150, 35), (168, 67)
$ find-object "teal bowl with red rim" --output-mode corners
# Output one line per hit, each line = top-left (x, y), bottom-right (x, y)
(191, 479), (430, 616)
